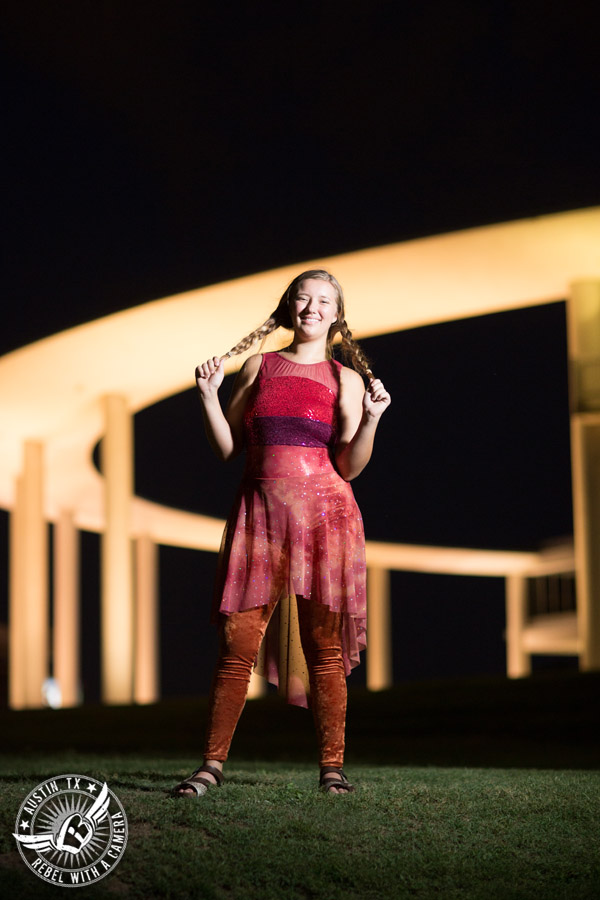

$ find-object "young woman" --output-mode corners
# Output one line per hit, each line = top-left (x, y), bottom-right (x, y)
(173, 269), (391, 796)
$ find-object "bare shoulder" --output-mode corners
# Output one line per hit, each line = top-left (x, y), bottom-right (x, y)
(226, 354), (263, 418)
(339, 364), (366, 394)
(237, 353), (263, 383)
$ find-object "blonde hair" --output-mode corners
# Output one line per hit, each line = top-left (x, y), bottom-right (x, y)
(223, 269), (373, 379)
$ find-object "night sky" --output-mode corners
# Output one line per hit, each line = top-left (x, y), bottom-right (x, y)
(2, 2), (598, 700)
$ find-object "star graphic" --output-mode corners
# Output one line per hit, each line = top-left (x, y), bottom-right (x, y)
(86, 783), (97, 793)
(19, 820), (30, 830)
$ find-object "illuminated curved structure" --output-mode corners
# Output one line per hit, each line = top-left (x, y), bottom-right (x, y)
(2, 207), (599, 707)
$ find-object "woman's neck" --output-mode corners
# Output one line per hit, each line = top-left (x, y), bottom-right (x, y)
(279, 337), (328, 365)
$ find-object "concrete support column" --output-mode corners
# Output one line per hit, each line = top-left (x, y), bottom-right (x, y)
(570, 416), (600, 669)
(101, 394), (134, 704)
(366, 566), (392, 691)
(567, 279), (600, 671)
(505, 574), (530, 677)
(9, 476), (26, 709)
(9, 442), (49, 708)
(53, 510), (80, 707)
(134, 535), (160, 704)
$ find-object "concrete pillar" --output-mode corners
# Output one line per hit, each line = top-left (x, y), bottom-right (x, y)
(366, 566), (392, 691)
(8, 476), (26, 709)
(567, 280), (600, 670)
(570, 416), (600, 669)
(101, 394), (134, 704)
(134, 535), (160, 704)
(9, 442), (49, 708)
(505, 574), (530, 677)
(53, 510), (80, 707)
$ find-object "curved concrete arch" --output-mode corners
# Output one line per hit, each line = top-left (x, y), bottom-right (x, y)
(1, 206), (599, 543)
(3, 207), (599, 707)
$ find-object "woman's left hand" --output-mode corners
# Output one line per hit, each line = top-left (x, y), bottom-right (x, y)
(363, 378), (391, 419)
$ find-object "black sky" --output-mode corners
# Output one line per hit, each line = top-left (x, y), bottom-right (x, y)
(1, 1), (598, 698)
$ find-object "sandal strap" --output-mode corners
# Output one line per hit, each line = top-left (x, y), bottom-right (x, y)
(190, 764), (224, 785)
(320, 767), (348, 784)
(172, 764), (224, 797)
(174, 778), (210, 797)
(319, 767), (355, 793)
(321, 778), (355, 793)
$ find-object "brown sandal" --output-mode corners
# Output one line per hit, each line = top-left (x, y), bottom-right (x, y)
(319, 767), (355, 794)
(172, 764), (224, 798)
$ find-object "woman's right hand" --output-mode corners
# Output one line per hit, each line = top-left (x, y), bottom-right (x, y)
(195, 356), (225, 399)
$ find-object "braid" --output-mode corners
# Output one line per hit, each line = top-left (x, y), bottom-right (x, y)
(221, 316), (279, 361)
(220, 271), (374, 382)
(337, 320), (373, 380)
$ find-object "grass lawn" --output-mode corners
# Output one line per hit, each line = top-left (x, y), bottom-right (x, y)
(1, 673), (599, 899)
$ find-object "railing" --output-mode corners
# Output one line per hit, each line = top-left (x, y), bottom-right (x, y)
(365, 539), (578, 688)
(248, 538), (578, 696)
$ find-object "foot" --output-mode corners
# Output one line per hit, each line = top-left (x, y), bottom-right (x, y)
(172, 761), (224, 797)
(319, 767), (355, 794)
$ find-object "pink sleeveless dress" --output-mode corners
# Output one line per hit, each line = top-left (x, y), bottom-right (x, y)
(213, 351), (367, 708)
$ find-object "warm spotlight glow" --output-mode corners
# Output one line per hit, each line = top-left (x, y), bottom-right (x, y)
(2, 208), (599, 707)
(567, 280), (600, 670)
(101, 395), (134, 704)
(1, 207), (599, 543)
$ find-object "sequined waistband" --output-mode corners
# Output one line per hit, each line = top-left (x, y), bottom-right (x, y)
(245, 445), (338, 479)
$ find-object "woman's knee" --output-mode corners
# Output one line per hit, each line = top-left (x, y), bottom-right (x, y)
(296, 596), (343, 656)
(219, 603), (273, 660)
(305, 647), (345, 679)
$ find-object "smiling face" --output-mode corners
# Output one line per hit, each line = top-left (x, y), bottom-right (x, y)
(288, 278), (339, 342)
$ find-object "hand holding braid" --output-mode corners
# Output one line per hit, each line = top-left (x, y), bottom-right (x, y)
(198, 270), (379, 390)
(195, 356), (226, 400)
(195, 268), (390, 471)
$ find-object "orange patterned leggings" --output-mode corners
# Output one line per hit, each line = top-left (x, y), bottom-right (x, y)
(203, 595), (347, 767)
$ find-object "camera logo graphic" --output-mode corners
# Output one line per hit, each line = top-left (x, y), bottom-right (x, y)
(13, 774), (128, 887)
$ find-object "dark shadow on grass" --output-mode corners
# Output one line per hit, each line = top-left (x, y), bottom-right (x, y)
(1, 672), (598, 770)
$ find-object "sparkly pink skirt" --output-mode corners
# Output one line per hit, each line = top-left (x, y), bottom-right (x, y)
(213, 445), (367, 707)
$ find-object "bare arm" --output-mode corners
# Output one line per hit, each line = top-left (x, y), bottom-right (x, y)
(195, 354), (262, 461)
(335, 367), (391, 481)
